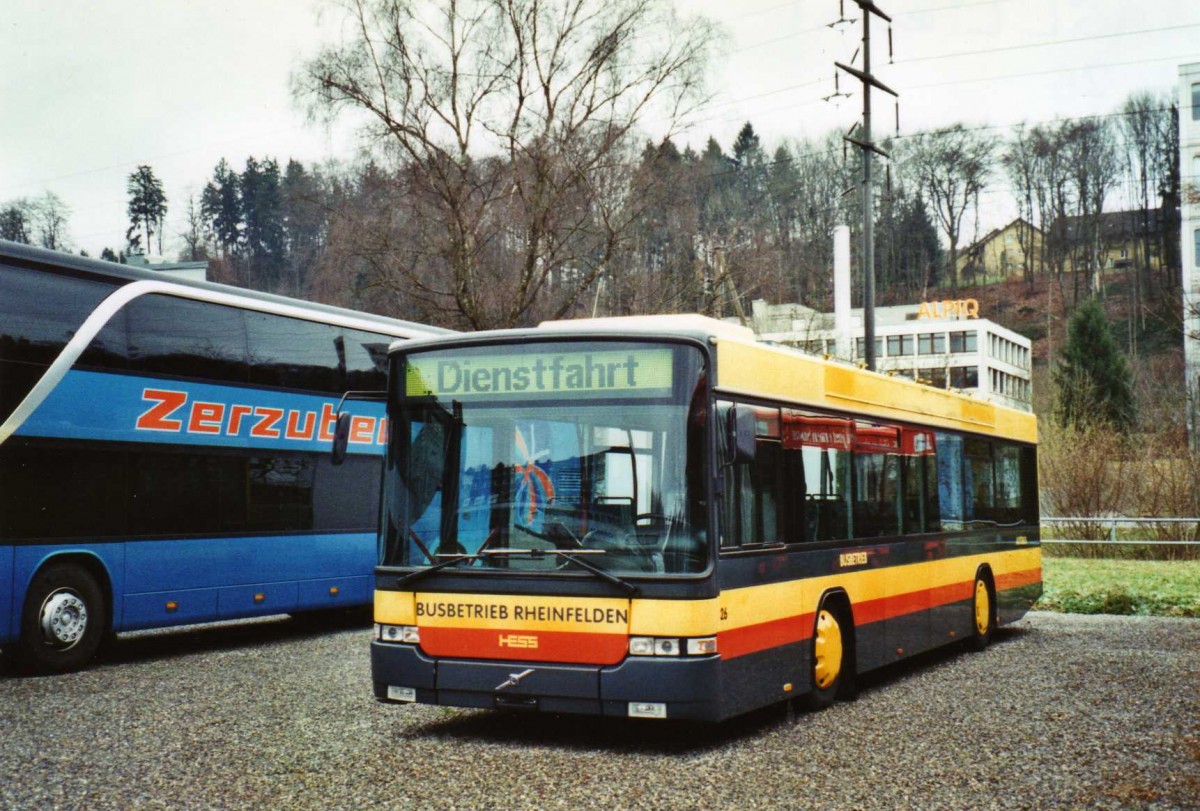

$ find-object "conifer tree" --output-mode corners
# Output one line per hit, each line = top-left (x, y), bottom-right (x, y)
(240, 157), (286, 288)
(201, 159), (242, 257)
(0, 200), (32, 243)
(1055, 298), (1135, 430)
(126, 165), (167, 254)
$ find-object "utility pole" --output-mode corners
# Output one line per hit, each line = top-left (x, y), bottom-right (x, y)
(835, 0), (897, 371)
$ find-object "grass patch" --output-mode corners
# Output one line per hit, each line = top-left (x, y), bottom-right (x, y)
(1038, 558), (1200, 618)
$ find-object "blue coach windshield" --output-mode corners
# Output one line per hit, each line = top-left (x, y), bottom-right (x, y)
(380, 342), (708, 576)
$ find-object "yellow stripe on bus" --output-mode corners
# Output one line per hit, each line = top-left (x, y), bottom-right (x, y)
(634, 547), (1041, 637)
(376, 591), (629, 633)
(376, 547), (1040, 637)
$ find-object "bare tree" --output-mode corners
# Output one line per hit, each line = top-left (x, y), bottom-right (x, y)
(31, 192), (71, 252)
(1002, 123), (1040, 286)
(903, 124), (996, 288)
(1119, 94), (1162, 275)
(1063, 117), (1120, 298)
(178, 193), (210, 261)
(783, 133), (856, 306)
(296, 0), (716, 329)
(1028, 122), (1076, 309)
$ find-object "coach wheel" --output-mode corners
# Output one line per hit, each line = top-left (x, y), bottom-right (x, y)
(802, 606), (846, 711)
(967, 575), (995, 652)
(19, 563), (108, 674)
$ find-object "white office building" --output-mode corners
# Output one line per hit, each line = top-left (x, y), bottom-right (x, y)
(1181, 62), (1200, 445)
(738, 298), (1033, 412)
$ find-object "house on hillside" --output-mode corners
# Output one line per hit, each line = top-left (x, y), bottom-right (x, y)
(1058, 208), (1175, 275)
(954, 218), (1042, 285)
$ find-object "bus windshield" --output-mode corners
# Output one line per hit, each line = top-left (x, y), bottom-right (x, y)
(380, 341), (708, 576)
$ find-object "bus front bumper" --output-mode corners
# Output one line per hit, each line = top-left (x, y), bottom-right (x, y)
(371, 640), (724, 721)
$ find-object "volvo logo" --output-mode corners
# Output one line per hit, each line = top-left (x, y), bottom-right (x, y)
(494, 669), (535, 692)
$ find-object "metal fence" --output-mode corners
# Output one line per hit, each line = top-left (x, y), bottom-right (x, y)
(1041, 516), (1200, 547)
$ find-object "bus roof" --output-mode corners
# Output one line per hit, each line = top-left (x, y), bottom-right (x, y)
(396, 313), (1037, 444)
(0, 239), (453, 337)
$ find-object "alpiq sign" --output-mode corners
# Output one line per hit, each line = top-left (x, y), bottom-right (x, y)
(917, 299), (980, 320)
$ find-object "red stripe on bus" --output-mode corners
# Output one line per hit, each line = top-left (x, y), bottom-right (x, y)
(850, 580), (974, 627)
(996, 567), (1041, 591)
(718, 613), (814, 660)
(419, 627), (628, 665)
(721, 569), (1042, 662)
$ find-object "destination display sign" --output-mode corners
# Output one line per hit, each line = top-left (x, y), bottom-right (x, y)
(405, 347), (676, 399)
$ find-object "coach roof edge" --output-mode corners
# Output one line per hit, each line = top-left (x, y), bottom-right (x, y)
(0, 239), (453, 336)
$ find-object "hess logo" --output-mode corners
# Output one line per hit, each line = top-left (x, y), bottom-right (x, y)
(498, 634), (539, 649)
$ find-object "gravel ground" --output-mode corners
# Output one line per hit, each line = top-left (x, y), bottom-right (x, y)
(1, 611), (1197, 811)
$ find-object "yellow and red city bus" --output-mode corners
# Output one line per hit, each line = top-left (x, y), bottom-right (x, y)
(362, 315), (1040, 721)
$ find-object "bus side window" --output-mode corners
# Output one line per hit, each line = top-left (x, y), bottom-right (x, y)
(966, 438), (1027, 526)
(852, 421), (902, 537)
(891, 428), (940, 535)
(783, 410), (852, 543)
(1019, 445), (1038, 525)
(343, 328), (392, 390)
(993, 442), (1023, 523)
(0, 265), (118, 422)
(247, 312), (344, 393)
(718, 401), (784, 548)
(79, 308), (130, 370)
(126, 294), (250, 384)
(963, 437), (995, 523)
(935, 432), (965, 531)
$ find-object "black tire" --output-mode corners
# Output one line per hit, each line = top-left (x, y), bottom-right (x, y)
(966, 573), (995, 652)
(800, 603), (850, 711)
(18, 563), (108, 674)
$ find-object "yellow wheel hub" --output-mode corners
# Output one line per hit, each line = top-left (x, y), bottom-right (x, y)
(974, 580), (991, 637)
(813, 609), (843, 690)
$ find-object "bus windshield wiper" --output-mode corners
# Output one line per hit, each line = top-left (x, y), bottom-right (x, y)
(395, 553), (475, 588)
(481, 547), (638, 596)
(551, 549), (639, 596)
(396, 544), (637, 595)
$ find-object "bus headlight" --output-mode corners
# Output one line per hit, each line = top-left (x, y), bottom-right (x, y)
(629, 636), (717, 656)
(653, 638), (680, 656)
(375, 624), (420, 643)
(629, 636), (656, 656)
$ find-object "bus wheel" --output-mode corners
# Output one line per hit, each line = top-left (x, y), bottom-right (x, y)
(967, 575), (995, 652)
(18, 563), (108, 674)
(802, 606), (846, 711)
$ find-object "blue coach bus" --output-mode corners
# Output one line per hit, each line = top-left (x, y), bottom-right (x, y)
(0, 240), (447, 672)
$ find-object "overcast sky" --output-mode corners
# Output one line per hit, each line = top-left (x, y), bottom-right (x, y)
(2, 0), (1198, 257)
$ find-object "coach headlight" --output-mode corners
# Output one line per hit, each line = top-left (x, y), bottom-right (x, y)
(375, 624), (420, 643)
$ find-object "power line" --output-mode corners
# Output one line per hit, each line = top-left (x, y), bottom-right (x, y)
(895, 22), (1200, 66)
(895, 0), (1016, 16)
(897, 51), (1200, 93)
(9, 48), (1195, 201)
(0, 126), (309, 196)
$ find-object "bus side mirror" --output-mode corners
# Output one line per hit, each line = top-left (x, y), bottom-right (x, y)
(726, 405), (757, 466)
(331, 412), (352, 466)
